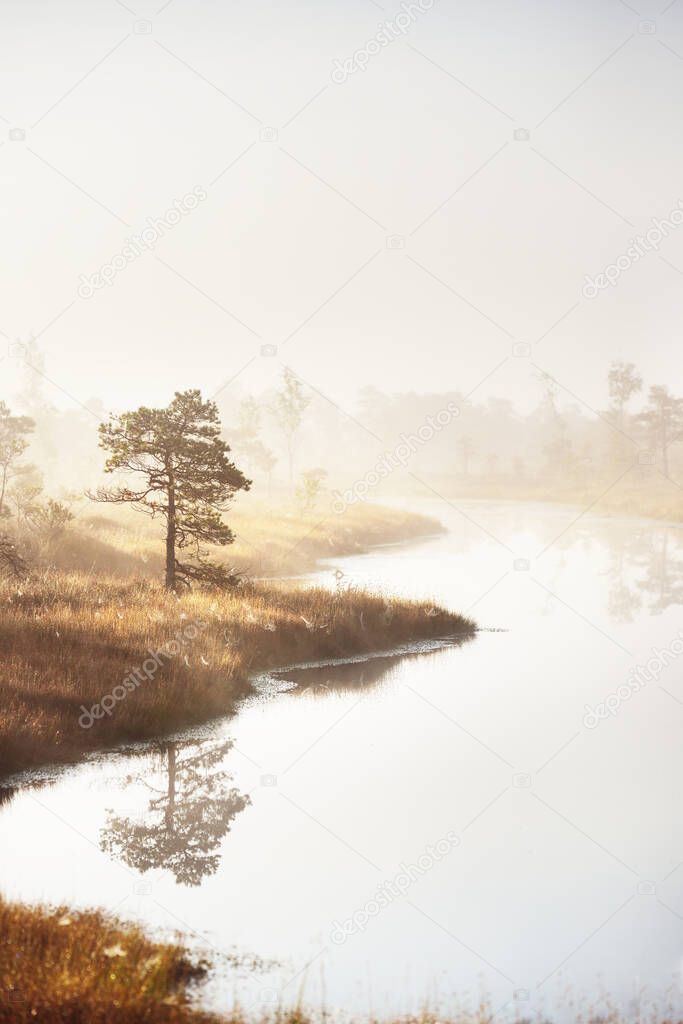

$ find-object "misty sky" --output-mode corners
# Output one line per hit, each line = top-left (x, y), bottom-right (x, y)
(2, 0), (683, 420)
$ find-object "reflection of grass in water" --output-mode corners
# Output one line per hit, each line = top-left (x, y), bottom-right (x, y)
(279, 640), (472, 697)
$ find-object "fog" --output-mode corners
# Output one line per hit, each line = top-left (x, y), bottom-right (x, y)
(6, 4), (683, 1018)
(2, 0), (683, 432)
(6, 342), (683, 530)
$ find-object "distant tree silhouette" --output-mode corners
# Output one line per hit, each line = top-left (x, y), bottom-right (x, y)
(8, 474), (43, 528)
(606, 361), (642, 469)
(543, 427), (577, 478)
(231, 396), (277, 489)
(637, 385), (683, 476)
(0, 402), (34, 518)
(456, 435), (475, 476)
(296, 467), (327, 515)
(270, 368), (310, 487)
(486, 454), (499, 477)
(608, 361), (642, 429)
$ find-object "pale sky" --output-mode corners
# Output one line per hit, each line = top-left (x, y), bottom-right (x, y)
(2, 0), (683, 418)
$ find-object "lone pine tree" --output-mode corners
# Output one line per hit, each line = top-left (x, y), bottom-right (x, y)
(92, 390), (250, 590)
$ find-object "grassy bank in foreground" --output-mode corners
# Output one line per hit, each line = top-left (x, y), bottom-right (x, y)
(1, 899), (664, 1024)
(0, 571), (474, 779)
(0, 898), (221, 1023)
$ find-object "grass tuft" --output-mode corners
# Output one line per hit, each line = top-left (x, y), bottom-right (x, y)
(0, 897), (220, 1023)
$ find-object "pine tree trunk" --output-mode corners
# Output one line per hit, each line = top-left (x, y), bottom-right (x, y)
(166, 477), (176, 590)
(165, 743), (177, 834)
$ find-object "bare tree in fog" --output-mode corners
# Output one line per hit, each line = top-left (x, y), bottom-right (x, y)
(8, 475), (43, 530)
(231, 396), (278, 491)
(608, 361), (642, 431)
(456, 435), (475, 477)
(270, 368), (310, 487)
(295, 467), (327, 516)
(606, 360), (642, 470)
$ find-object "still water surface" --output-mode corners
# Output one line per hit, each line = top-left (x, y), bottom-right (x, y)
(2, 501), (683, 1018)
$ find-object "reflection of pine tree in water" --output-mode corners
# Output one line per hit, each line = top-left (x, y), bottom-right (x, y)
(608, 575), (642, 624)
(606, 530), (645, 624)
(637, 529), (683, 613)
(604, 525), (683, 621)
(100, 739), (249, 887)
(548, 520), (683, 623)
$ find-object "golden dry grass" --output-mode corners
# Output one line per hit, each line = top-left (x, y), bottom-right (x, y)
(52, 501), (443, 579)
(2, 897), (674, 1024)
(0, 898), (497, 1024)
(0, 571), (474, 779)
(0, 897), (221, 1023)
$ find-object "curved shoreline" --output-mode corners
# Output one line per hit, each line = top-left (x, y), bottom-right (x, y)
(0, 629), (477, 793)
(0, 560), (475, 786)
